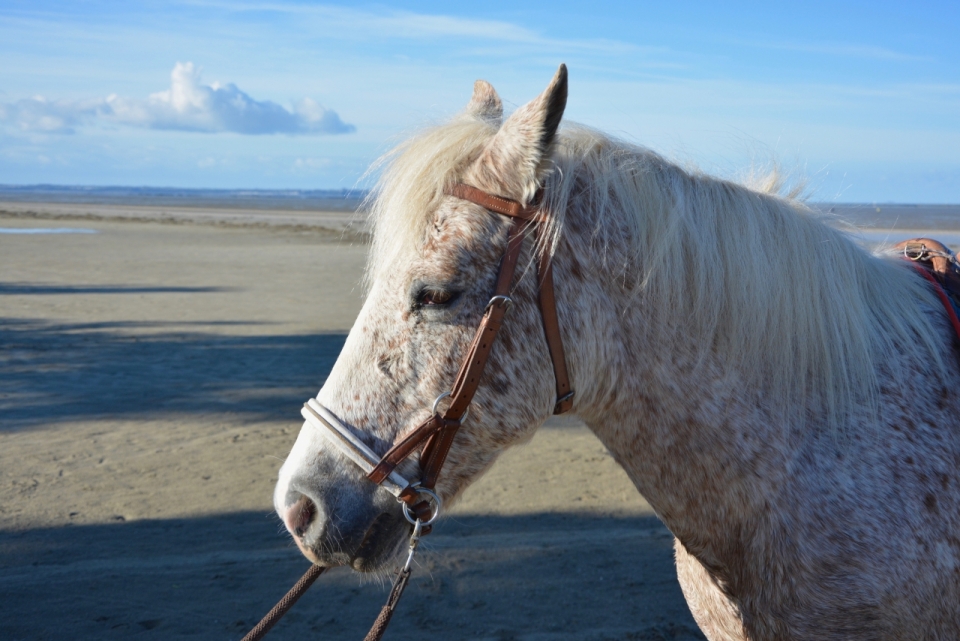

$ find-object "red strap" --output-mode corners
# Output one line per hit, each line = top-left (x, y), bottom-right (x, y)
(912, 263), (960, 343)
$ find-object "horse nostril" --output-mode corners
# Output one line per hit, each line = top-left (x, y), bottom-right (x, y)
(286, 494), (318, 538)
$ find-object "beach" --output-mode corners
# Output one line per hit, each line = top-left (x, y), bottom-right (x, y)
(1, 199), (958, 640)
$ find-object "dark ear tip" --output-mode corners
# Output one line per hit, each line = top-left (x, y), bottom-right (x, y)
(549, 63), (568, 112)
(554, 64), (568, 91)
(537, 64), (568, 154)
(552, 64), (568, 107)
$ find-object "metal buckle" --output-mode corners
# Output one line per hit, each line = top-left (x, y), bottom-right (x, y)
(903, 243), (927, 261)
(553, 390), (575, 413)
(402, 520), (422, 572)
(431, 391), (470, 422)
(485, 295), (513, 314)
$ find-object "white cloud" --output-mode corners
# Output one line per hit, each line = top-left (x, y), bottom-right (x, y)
(0, 96), (108, 134)
(189, 2), (656, 57)
(0, 62), (355, 136)
(193, 2), (540, 42)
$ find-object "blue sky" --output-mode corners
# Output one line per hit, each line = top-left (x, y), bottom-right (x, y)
(1, 1), (958, 202)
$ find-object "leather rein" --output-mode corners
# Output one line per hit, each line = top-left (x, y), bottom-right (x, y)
(241, 183), (574, 641)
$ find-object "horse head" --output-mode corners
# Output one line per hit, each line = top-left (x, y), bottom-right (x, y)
(274, 66), (576, 571)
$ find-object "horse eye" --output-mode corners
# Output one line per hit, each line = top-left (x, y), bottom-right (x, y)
(417, 288), (455, 307)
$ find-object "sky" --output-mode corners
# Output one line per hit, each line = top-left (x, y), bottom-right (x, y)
(1, 1), (958, 202)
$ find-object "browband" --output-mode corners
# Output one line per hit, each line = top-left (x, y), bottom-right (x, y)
(449, 184), (543, 220)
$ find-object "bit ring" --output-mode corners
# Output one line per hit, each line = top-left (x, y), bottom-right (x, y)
(400, 485), (442, 526)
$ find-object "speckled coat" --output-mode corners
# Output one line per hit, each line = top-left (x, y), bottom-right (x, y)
(274, 66), (960, 639)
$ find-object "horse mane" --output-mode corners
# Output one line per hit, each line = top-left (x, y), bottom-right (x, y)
(367, 115), (947, 429)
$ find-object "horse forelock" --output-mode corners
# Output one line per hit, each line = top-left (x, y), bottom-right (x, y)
(363, 115), (499, 288)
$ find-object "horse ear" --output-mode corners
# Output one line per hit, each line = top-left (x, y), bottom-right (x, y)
(467, 64), (568, 201)
(466, 79), (503, 125)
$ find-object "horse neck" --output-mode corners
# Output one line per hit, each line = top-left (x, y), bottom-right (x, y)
(554, 189), (792, 552)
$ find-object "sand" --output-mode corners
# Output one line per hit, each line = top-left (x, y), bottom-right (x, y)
(0, 208), (700, 641)
(2, 201), (956, 641)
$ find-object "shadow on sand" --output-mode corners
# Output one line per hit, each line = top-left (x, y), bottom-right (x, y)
(0, 512), (704, 641)
(1, 282), (704, 639)
(0, 318), (346, 431)
(0, 284), (234, 295)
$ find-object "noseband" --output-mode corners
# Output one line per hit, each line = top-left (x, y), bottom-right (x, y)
(300, 183), (574, 526)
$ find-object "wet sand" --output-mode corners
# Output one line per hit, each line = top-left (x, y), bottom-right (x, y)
(1, 203), (957, 640)
(0, 200), (370, 240)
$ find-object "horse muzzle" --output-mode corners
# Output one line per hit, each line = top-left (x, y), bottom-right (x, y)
(275, 420), (412, 572)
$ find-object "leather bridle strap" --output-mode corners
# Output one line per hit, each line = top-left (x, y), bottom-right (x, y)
(365, 183), (574, 497)
(911, 264), (960, 341)
(451, 184), (574, 413)
(417, 214), (527, 489)
(449, 183), (542, 220)
(367, 213), (526, 492)
(536, 237), (574, 413)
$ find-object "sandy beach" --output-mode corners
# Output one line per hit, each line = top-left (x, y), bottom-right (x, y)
(1, 200), (957, 640)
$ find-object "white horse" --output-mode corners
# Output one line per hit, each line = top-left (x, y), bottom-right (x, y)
(274, 65), (960, 639)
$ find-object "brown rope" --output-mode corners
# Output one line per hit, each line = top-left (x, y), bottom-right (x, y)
(362, 567), (413, 641)
(240, 564), (326, 641)
(240, 558), (417, 641)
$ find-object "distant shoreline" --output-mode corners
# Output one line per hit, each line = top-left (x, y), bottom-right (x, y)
(1, 184), (958, 215)
(2, 186), (959, 239)
(0, 199), (371, 240)
(0, 185), (365, 213)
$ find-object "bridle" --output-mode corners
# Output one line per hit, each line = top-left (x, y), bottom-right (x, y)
(302, 182), (573, 523)
(242, 182), (574, 641)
